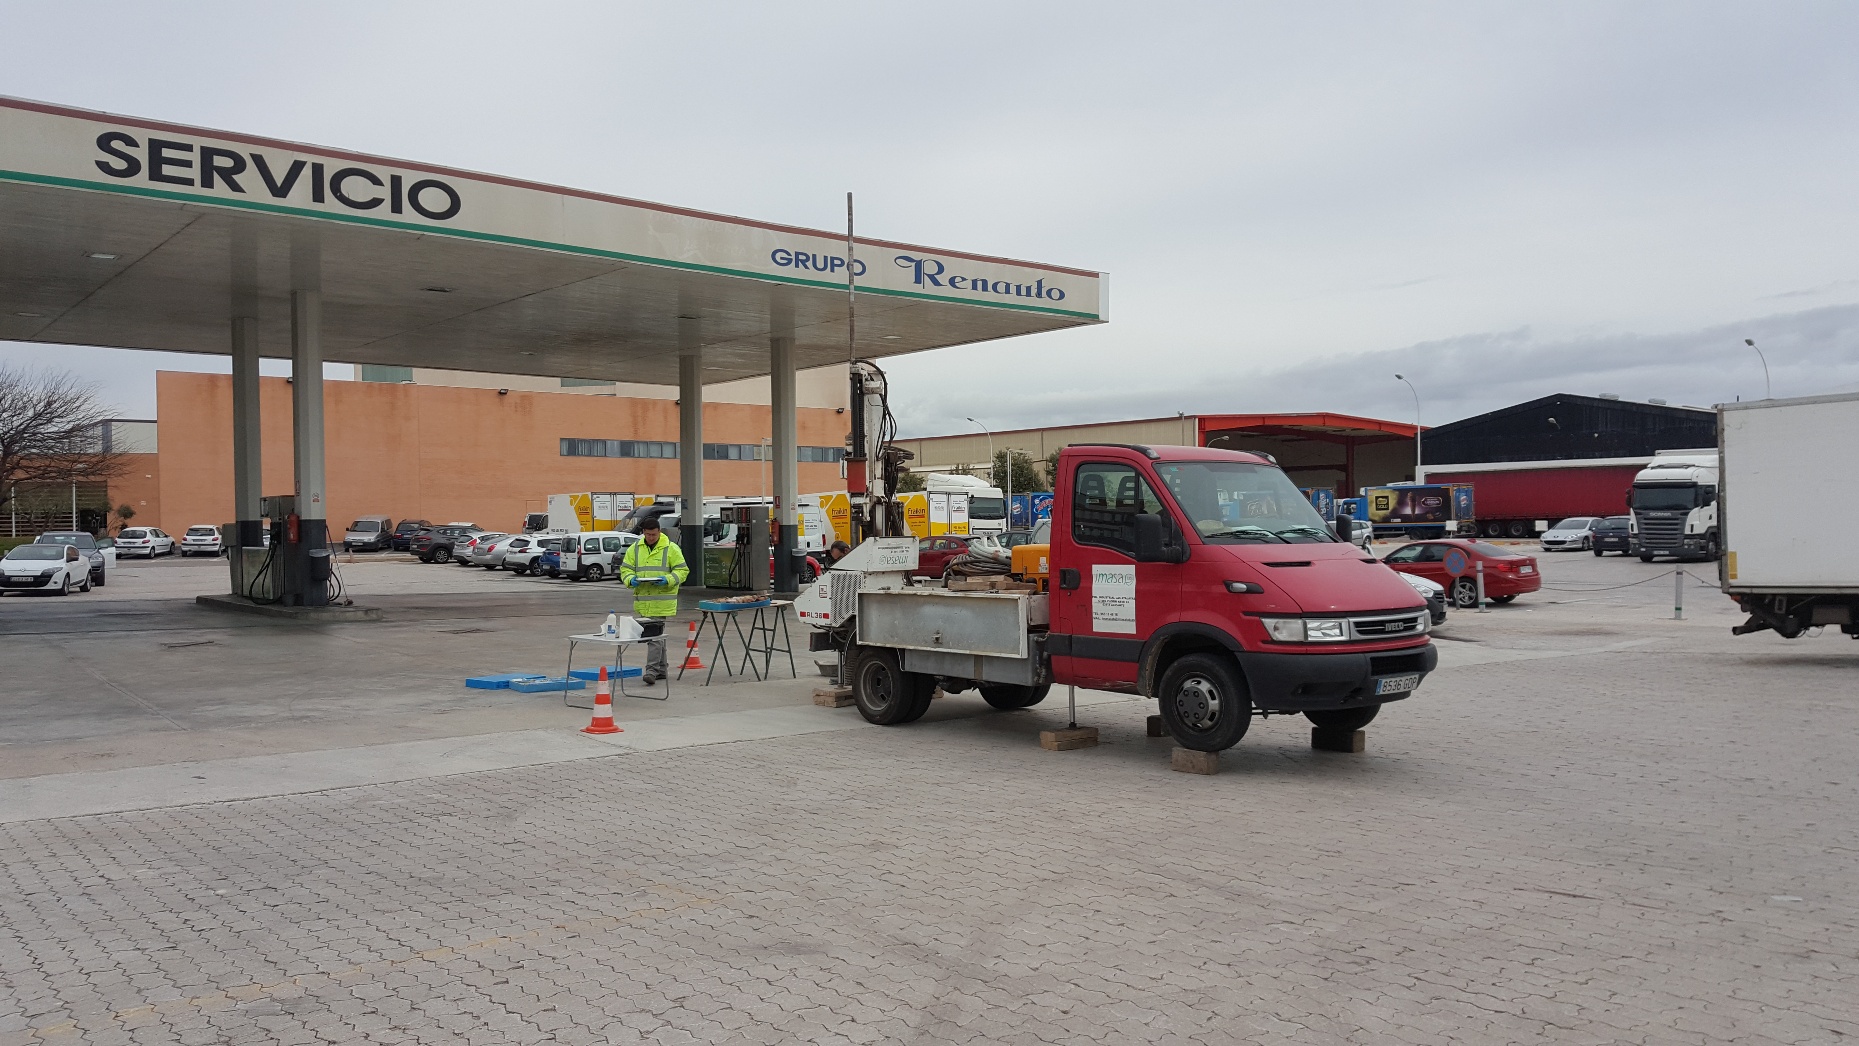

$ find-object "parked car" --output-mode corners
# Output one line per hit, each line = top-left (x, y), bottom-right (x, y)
(912, 535), (973, 579)
(390, 519), (429, 552)
(2, 542), (94, 594)
(558, 531), (635, 581)
(179, 524), (225, 556)
(454, 532), (507, 566)
(538, 544), (564, 577)
(1540, 516), (1601, 552)
(410, 524), (482, 563)
(503, 535), (561, 575)
(1592, 515), (1632, 556)
(1398, 571), (1449, 626)
(1382, 539), (1541, 609)
(342, 515), (396, 552)
(35, 531), (111, 584)
(468, 533), (525, 569)
(114, 527), (174, 558)
(996, 530), (1039, 550)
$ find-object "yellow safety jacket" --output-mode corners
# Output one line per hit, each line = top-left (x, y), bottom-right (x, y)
(620, 536), (688, 618)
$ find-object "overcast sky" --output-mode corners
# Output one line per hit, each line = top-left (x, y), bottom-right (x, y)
(3, 2), (1857, 435)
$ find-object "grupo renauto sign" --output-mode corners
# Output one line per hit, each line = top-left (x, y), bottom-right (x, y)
(0, 97), (1103, 321)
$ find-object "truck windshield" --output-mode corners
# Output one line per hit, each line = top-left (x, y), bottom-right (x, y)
(1631, 484), (1698, 511)
(969, 497), (1006, 520)
(1153, 460), (1337, 544)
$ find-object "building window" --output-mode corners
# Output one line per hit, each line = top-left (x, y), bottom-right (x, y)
(560, 439), (678, 458)
(702, 443), (844, 462)
(561, 378), (617, 388)
(359, 365), (414, 383)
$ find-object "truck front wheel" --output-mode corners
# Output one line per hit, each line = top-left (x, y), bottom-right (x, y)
(979, 683), (1050, 710)
(1305, 705), (1380, 732)
(1157, 654), (1251, 752)
(851, 647), (934, 725)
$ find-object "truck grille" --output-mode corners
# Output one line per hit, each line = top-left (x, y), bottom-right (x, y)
(1636, 514), (1684, 550)
(1349, 612), (1427, 640)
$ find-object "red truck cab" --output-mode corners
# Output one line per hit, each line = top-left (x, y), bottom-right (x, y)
(1046, 444), (1438, 750)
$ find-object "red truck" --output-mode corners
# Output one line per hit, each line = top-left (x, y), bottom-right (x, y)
(798, 443), (1438, 752)
(1424, 459), (1649, 538)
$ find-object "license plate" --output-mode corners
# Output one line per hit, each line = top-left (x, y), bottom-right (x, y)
(1375, 673), (1420, 696)
(1520, 566), (1533, 574)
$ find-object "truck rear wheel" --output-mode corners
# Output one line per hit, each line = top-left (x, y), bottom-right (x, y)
(979, 683), (1050, 710)
(1305, 705), (1379, 732)
(851, 647), (934, 725)
(1157, 654), (1251, 752)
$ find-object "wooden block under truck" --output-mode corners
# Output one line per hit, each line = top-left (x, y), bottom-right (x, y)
(797, 443), (1439, 751)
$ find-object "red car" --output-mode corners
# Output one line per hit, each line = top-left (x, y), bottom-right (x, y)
(1382, 539), (1540, 608)
(912, 535), (971, 579)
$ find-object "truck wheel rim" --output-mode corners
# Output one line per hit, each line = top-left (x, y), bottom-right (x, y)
(863, 663), (894, 710)
(1174, 676), (1221, 730)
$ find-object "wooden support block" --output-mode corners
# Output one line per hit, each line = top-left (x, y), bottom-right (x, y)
(1171, 747), (1220, 775)
(1311, 728), (1366, 753)
(1039, 727), (1099, 752)
(1146, 715), (1167, 738)
(812, 687), (855, 708)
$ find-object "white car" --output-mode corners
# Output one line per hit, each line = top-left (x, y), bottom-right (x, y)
(558, 531), (636, 581)
(1540, 516), (1601, 552)
(492, 534), (556, 574)
(179, 525), (224, 556)
(1, 542), (93, 595)
(114, 527), (175, 557)
(1398, 570), (1448, 625)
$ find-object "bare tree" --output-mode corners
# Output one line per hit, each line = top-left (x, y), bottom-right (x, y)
(0, 365), (127, 520)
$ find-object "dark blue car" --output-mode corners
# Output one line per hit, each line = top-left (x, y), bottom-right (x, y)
(1592, 515), (1633, 556)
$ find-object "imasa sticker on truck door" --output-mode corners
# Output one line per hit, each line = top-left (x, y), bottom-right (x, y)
(1092, 564), (1137, 634)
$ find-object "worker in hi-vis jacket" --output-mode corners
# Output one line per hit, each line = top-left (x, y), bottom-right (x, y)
(619, 517), (689, 684)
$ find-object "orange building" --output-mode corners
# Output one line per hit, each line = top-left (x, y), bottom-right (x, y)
(147, 372), (850, 533)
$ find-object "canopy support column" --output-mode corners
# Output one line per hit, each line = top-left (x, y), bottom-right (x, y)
(290, 266), (328, 606)
(678, 318), (704, 577)
(230, 317), (262, 548)
(770, 334), (799, 595)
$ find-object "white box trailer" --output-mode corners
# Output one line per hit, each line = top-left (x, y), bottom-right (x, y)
(1721, 392), (1859, 639)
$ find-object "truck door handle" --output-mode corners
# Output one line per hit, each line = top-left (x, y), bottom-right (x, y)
(1058, 568), (1081, 590)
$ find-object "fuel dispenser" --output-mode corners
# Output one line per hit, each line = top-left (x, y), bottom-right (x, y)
(722, 503), (770, 590)
(226, 495), (333, 606)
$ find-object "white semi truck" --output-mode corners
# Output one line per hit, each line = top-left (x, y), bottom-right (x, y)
(1628, 449), (1720, 561)
(1720, 392), (1859, 639)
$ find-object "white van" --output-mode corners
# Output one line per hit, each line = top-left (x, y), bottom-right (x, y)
(557, 531), (637, 581)
(925, 474), (1006, 536)
(674, 496), (838, 553)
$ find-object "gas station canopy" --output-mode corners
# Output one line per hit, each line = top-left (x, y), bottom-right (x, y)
(0, 97), (1105, 385)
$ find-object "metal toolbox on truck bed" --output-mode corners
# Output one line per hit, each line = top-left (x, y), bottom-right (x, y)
(856, 588), (1046, 658)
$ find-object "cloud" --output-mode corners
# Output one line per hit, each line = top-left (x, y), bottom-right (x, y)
(891, 303), (1859, 436)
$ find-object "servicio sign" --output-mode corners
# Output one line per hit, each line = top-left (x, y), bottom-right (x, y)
(0, 97), (1104, 322)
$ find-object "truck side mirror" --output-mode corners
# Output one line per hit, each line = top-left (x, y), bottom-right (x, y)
(1133, 512), (1186, 563)
(1334, 517), (1355, 543)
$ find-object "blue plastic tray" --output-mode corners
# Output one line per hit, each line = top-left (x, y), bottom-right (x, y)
(699, 599), (770, 612)
(508, 676), (588, 693)
(568, 666), (643, 680)
(466, 672), (546, 690)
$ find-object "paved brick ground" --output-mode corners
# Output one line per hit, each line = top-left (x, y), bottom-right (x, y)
(4, 629), (1857, 1045)
(4, 550), (1855, 1044)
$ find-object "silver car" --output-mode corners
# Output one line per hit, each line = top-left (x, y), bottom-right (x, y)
(469, 533), (523, 570)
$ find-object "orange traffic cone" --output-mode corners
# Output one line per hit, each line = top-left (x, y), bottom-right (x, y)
(681, 620), (705, 671)
(582, 666), (622, 735)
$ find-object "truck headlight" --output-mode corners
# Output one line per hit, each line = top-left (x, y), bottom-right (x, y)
(1262, 617), (1349, 642)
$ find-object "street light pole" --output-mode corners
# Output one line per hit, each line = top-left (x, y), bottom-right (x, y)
(1394, 374), (1422, 482)
(1743, 339), (1772, 399)
(966, 417), (1003, 529)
